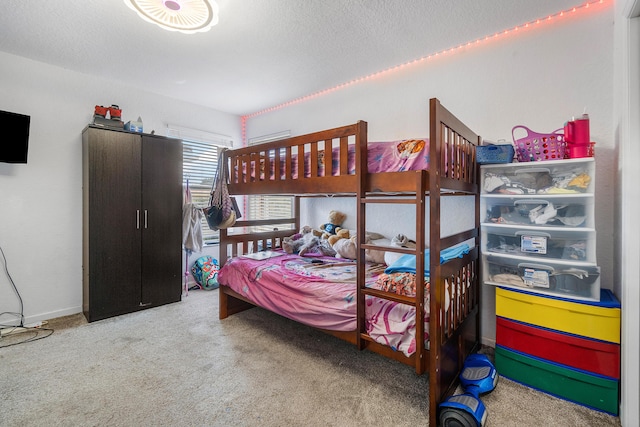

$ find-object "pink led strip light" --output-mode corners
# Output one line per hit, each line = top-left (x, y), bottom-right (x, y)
(242, 0), (608, 132)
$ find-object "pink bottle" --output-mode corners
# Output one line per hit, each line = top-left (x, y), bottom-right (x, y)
(564, 114), (592, 158)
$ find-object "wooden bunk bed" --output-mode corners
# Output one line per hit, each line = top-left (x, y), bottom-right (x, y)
(217, 98), (480, 425)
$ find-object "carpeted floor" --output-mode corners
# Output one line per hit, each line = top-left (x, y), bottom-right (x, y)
(0, 290), (622, 426)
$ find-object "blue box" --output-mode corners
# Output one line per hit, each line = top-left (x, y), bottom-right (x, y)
(124, 121), (143, 133)
(477, 144), (514, 164)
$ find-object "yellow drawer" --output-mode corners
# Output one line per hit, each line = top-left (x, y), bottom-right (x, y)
(495, 287), (620, 344)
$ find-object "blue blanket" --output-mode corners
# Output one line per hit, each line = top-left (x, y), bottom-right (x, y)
(384, 244), (470, 275)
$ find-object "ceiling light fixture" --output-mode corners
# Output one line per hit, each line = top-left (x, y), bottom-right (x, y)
(124, 0), (219, 34)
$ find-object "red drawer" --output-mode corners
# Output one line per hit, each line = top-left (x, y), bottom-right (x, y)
(496, 316), (620, 379)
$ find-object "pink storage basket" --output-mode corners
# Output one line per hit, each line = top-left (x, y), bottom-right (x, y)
(512, 126), (566, 162)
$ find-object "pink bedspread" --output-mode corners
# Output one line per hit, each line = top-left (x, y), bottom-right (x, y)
(366, 139), (430, 173)
(243, 139), (430, 181)
(218, 252), (430, 357)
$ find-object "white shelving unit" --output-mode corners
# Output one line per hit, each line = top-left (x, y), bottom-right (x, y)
(480, 158), (600, 301)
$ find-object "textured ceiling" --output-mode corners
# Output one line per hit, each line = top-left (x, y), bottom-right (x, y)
(0, 0), (587, 116)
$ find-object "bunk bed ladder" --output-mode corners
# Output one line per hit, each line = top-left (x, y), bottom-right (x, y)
(356, 170), (428, 375)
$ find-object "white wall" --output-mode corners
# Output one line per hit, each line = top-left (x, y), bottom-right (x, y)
(245, 6), (615, 346)
(0, 52), (240, 325)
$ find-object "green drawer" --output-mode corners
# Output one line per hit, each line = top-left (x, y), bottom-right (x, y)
(495, 346), (619, 415)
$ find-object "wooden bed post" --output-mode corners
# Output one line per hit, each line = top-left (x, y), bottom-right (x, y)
(426, 98), (482, 426)
(356, 120), (368, 351)
(475, 135), (482, 347)
(294, 196), (300, 233)
(218, 228), (230, 319)
(429, 98), (444, 426)
(415, 170), (427, 374)
(219, 148), (230, 320)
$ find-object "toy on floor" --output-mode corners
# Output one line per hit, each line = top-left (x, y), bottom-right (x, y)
(439, 353), (499, 427)
(190, 256), (220, 290)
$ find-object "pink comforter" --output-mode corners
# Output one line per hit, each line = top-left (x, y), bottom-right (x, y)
(244, 139), (430, 181)
(218, 252), (430, 357)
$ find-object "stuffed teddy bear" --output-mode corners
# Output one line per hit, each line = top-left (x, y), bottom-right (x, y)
(328, 228), (350, 246)
(329, 228), (357, 259)
(315, 210), (347, 239)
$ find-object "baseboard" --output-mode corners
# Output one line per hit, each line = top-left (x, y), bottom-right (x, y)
(21, 305), (82, 326)
(481, 336), (496, 348)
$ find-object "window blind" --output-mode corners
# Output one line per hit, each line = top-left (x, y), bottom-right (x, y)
(169, 125), (233, 245)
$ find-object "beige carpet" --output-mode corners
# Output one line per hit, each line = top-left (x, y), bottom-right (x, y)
(0, 290), (621, 426)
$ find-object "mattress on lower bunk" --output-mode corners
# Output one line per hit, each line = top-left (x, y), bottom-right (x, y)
(217, 252), (431, 357)
(243, 139), (429, 181)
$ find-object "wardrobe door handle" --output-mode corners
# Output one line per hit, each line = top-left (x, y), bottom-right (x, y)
(136, 210), (140, 229)
(144, 210), (148, 229)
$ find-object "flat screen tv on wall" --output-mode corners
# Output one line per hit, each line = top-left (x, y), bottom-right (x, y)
(0, 109), (30, 164)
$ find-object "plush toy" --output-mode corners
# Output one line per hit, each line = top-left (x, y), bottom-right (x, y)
(330, 231), (417, 265)
(282, 226), (311, 254)
(328, 228), (350, 246)
(366, 237), (389, 264)
(330, 229), (391, 263)
(282, 227), (337, 257)
(384, 234), (417, 266)
(299, 234), (337, 257)
(332, 235), (358, 260)
(316, 210), (347, 239)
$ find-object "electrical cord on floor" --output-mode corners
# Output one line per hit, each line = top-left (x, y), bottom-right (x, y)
(0, 244), (54, 348)
(0, 244), (24, 327)
(0, 326), (54, 348)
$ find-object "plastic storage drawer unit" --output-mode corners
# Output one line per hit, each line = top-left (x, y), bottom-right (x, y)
(481, 158), (595, 195)
(484, 253), (601, 301)
(482, 224), (596, 263)
(496, 316), (620, 379)
(495, 346), (619, 415)
(495, 287), (621, 343)
(481, 195), (594, 228)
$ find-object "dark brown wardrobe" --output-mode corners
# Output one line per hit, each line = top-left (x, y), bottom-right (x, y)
(82, 125), (183, 322)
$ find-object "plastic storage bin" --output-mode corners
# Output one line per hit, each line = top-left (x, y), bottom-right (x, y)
(477, 144), (515, 164)
(495, 287), (621, 343)
(484, 254), (600, 301)
(495, 346), (619, 415)
(482, 158), (595, 195)
(481, 195), (594, 228)
(482, 224), (596, 262)
(512, 126), (567, 162)
(496, 316), (620, 379)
